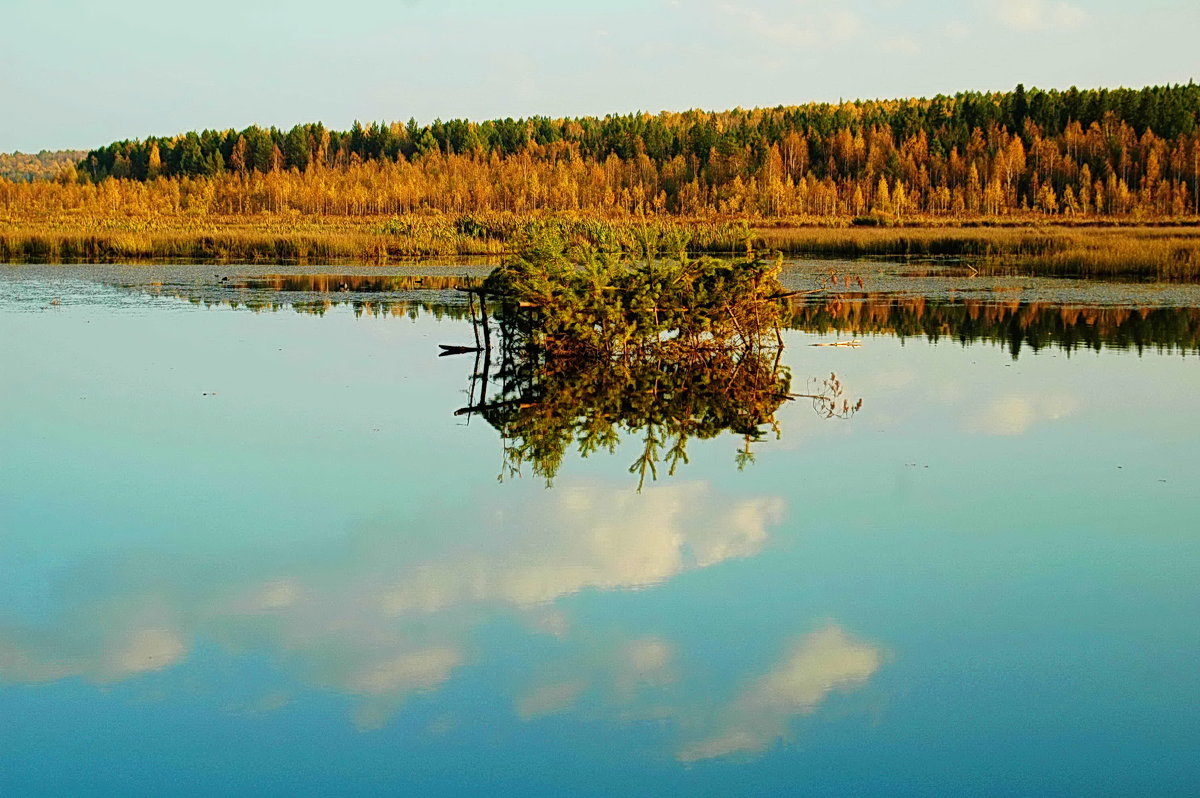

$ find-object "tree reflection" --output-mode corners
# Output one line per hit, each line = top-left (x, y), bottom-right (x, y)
(789, 294), (1200, 357)
(129, 273), (479, 320)
(450, 229), (866, 487)
(458, 347), (796, 488)
(113, 270), (1200, 359)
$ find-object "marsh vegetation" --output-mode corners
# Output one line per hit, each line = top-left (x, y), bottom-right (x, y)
(4, 82), (1200, 276)
(449, 228), (861, 486)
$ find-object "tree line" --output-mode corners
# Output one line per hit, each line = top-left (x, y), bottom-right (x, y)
(8, 83), (1200, 219)
(0, 150), (87, 182)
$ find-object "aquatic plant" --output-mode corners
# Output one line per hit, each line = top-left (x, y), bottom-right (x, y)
(454, 229), (864, 486)
(480, 224), (791, 358)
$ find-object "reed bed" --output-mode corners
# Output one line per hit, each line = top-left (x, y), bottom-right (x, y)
(0, 220), (507, 262)
(3, 212), (1200, 279)
(0, 212), (743, 264)
(746, 225), (1200, 280)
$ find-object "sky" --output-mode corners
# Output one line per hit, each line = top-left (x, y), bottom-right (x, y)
(3, 0), (1199, 153)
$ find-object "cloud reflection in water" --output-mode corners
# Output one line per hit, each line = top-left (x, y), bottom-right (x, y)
(678, 625), (883, 762)
(0, 481), (882, 759)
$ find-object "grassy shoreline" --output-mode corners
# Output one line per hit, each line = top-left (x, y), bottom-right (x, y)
(756, 225), (1200, 279)
(3, 214), (1200, 279)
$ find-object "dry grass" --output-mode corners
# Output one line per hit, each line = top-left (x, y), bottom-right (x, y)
(748, 225), (1200, 280)
(3, 212), (1200, 279)
(0, 212), (749, 263)
(0, 215), (505, 262)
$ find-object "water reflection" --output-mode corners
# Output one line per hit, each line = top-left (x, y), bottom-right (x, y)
(4, 267), (1198, 793)
(223, 274), (474, 293)
(458, 349), (802, 487)
(1, 481), (877, 757)
(0, 620), (187, 685)
(790, 294), (1200, 356)
(135, 273), (479, 319)
(967, 393), (1079, 436)
(678, 626), (882, 762)
(450, 282), (863, 487)
(105, 272), (1200, 356)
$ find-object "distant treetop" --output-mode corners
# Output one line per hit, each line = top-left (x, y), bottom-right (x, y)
(0, 150), (87, 182)
(77, 83), (1200, 182)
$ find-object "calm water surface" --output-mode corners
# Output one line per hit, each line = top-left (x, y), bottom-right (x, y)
(1, 265), (1198, 796)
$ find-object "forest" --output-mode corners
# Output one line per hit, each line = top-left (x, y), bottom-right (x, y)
(0, 150), (87, 182)
(2, 83), (1198, 219)
(4, 84), (1200, 274)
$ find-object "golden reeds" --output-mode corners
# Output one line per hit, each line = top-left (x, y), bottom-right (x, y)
(3, 212), (1200, 279)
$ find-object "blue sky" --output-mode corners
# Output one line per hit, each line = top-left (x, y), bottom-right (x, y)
(3, 0), (1198, 152)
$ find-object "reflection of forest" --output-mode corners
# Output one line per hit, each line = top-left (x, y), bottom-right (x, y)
(124, 275), (1200, 356)
(788, 294), (1200, 357)
(221, 274), (473, 294)
(134, 274), (478, 319)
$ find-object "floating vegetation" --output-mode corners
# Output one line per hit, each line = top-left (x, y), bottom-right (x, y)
(454, 227), (859, 486)
(478, 223), (794, 359)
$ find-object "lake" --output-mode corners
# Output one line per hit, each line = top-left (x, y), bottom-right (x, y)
(1, 262), (1198, 796)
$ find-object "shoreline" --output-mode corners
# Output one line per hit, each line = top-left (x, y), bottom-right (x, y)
(3, 216), (1200, 279)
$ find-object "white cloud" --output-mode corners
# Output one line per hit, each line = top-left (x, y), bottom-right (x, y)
(972, 395), (1037, 435)
(828, 9), (863, 43)
(882, 36), (920, 56)
(516, 679), (589, 719)
(614, 636), (677, 698)
(994, 0), (1088, 30)
(716, 2), (863, 48)
(944, 20), (971, 40)
(378, 484), (782, 612)
(678, 625), (882, 761)
(1049, 2), (1087, 27)
(245, 579), (301, 611)
(345, 648), (461, 696)
(0, 482), (784, 734)
(525, 607), (571, 637)
(331, 646), (465, 731)
(968, 393), (1078, 436)
(623, 636), (673, 676)
(0, 623), (187, 685)
(107, 627), (187, 678)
